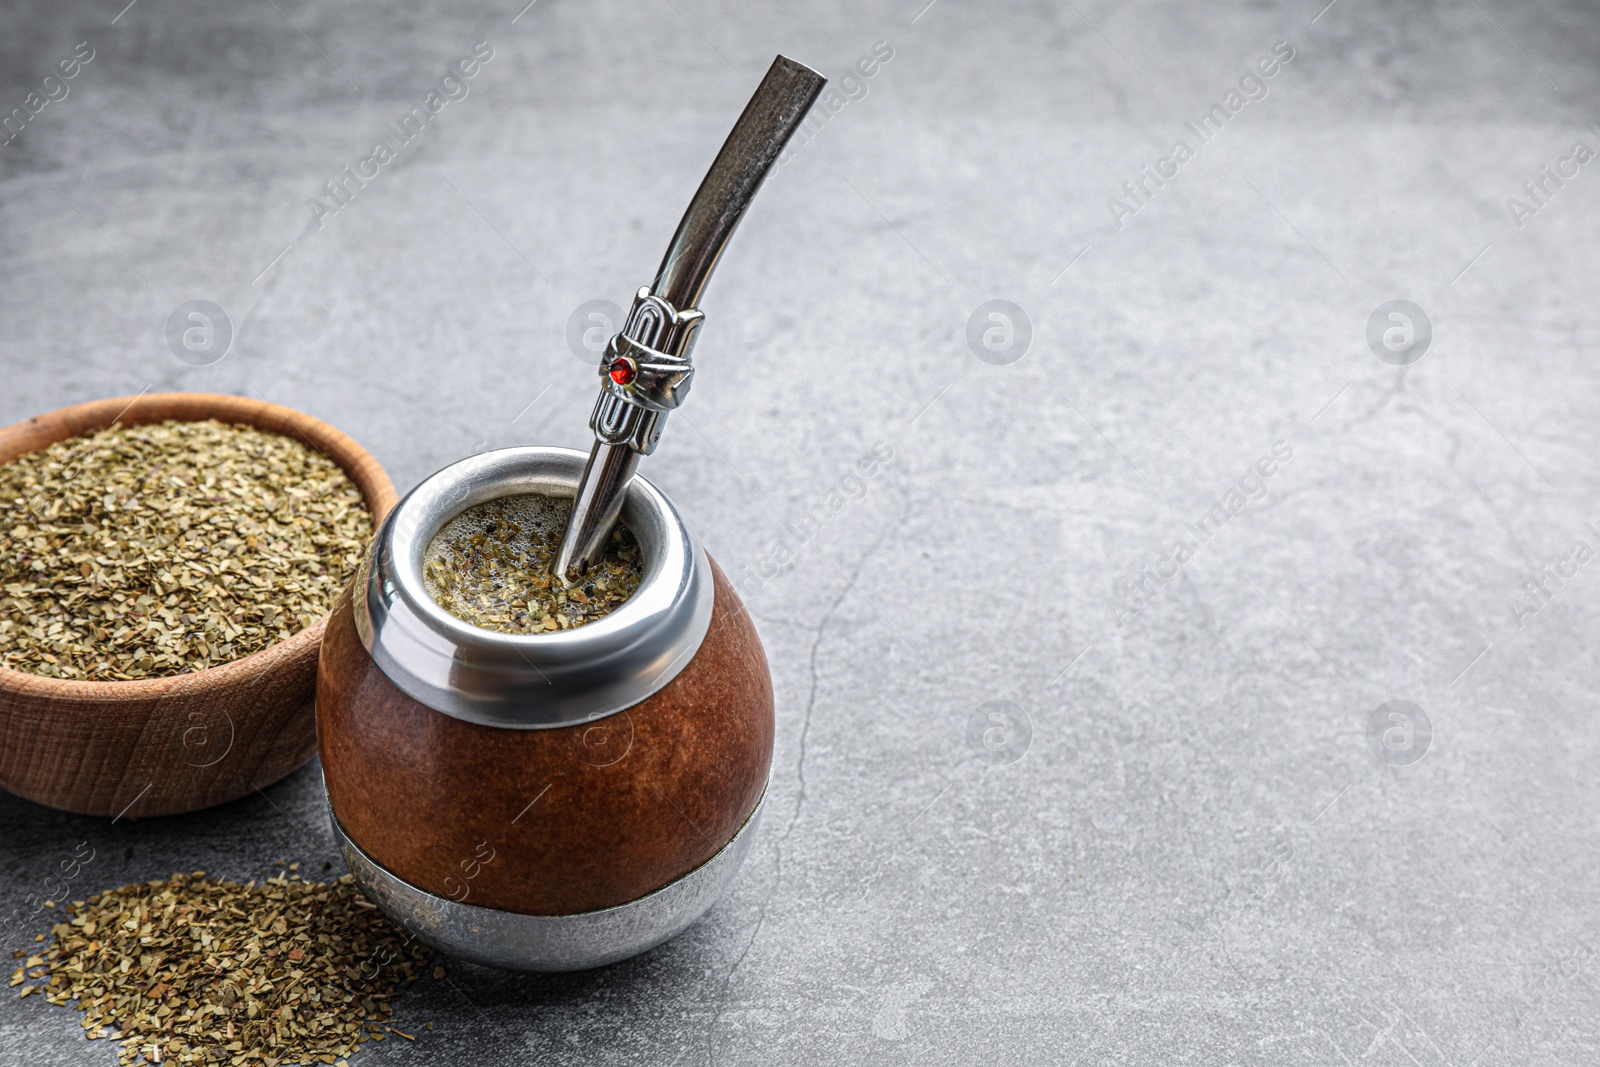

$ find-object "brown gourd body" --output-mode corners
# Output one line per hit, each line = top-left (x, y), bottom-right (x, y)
(317, 559), (772, 915)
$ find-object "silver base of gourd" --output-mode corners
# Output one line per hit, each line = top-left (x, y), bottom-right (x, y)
(331, 792), (764, 972)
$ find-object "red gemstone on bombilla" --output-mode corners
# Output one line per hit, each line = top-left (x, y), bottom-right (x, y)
(608, 357), (637, 386)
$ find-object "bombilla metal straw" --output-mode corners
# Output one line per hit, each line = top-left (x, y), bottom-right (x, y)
(553, 55), (826, 580)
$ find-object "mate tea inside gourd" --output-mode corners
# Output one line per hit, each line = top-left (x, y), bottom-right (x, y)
(422, 493), (641, 634)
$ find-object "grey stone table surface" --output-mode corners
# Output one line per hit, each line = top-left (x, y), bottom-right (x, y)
(2, 0), (1598, 1063)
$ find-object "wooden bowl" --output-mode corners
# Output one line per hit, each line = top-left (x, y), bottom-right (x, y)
(0, 393), (397, 818)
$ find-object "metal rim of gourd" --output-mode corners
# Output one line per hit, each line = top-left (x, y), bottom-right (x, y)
(352, 445), (714, 729)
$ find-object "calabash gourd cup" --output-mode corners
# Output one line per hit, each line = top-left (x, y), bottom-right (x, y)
(316, 447), (771, 970)
(319, 56), (821, 971)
